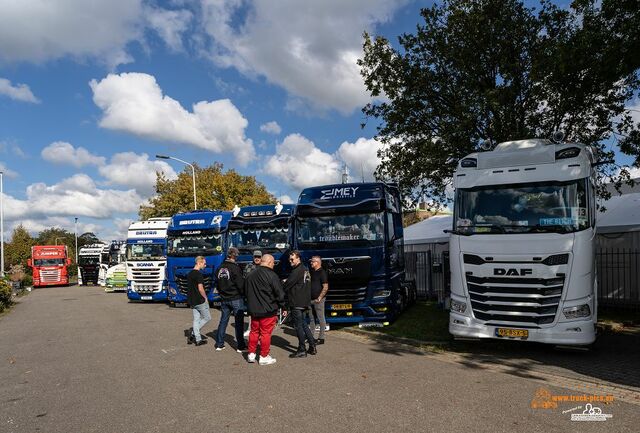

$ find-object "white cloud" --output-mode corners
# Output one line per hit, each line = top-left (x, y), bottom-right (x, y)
(200, 0), (407, 114)
(265, 133), (342, 189)
(41, 141), (106, 167)
(9, 217), (101, 239)
(337, 137), (382, 182)
(260, 121), (282, 135)
(3, 174), (143, 223)
(0, 78), (40, 103)
(279, 194), (294, 204)
(145, 7), (193, 52)
(0, 162), (18, 179)
(0, 0), (145, 67)
(0, 1), (192, 67)
(265, 134), (383, 189)
(99, 152), (177, 196)
(90, 72), (255, 165)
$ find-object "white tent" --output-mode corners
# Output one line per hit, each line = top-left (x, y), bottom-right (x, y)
(404, 214), (452, 245)
(597, 192), (640, 234)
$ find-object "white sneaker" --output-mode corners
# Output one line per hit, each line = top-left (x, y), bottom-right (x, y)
(243, 329), (250, 338)
(247, 353), (256, 363)
(215, 346), (225, 351)
(258, 355), (276, 365)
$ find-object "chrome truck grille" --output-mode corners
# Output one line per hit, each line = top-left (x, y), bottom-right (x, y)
(40, 269), (61, 283)
(131, 268), (162, 282)
(464, 254), (568, 328)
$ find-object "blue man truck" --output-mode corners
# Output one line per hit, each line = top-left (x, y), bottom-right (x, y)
(294, 182), (416, 325)
(126, 217), (171, 302)
(228, 203), (295, 277)
(166, 210), (232, 307)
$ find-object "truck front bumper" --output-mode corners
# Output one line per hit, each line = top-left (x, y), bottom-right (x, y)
(449, 312), (596, 346)
(127, 290), (167, 302)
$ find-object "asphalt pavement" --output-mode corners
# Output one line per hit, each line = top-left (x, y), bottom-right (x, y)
(1, 285), (638, 433)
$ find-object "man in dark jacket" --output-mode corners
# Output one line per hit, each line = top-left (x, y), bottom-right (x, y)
(214, 247), (246, 352)
(244, 254), (285, 365)
(283, 250), (316, 358)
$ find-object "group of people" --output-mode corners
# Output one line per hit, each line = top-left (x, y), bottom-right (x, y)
(185, 248), (329, 366)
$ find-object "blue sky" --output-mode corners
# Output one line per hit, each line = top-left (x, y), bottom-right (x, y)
(0, 0), (637, 241)
(0, 0), (427, 240)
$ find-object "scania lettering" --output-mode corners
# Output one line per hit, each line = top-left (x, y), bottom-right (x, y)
(229, 203), (294, 278)
(294, 182), (416, 325)
(28, 245), (71, 287)
(78, 244), (106, 285)
(126, 218), (171, 302)
(448, 138), (598, 346)
(166, 210), (232, 306)
(98, 241), (128, 291)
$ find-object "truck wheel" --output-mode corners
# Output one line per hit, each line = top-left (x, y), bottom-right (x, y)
(169, 302), (176, 308)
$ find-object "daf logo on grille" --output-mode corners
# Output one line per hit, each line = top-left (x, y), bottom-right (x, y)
(494, 268), (533, 276)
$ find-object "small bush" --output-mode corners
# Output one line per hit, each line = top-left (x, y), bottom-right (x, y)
(0, 279), (13, 312)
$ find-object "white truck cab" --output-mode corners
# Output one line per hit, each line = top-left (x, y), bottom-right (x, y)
(448, 138), (597, 346)
(126, 218), (171, 301)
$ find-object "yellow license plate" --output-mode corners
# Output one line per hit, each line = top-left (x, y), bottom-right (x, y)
(331, 304), (352, 310)
(496, 328), (529, 338)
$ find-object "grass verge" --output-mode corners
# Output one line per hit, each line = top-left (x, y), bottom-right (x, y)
(377, 301), (451, 342)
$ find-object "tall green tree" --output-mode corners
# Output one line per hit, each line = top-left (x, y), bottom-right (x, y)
(358, 0), (640, 205)
(4, 225), (35, 272)
(140, 163), (276, 219)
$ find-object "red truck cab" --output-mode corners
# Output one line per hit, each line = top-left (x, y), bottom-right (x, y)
(27, 245), (72, 287)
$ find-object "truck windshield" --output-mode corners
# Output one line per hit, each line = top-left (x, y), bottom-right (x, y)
(34, 258), (65, 266)
(296, 212), (385, 249)
(230, 227), (289, 255)
(455, 179), (590, 234)
(78, 256), (99, 265)
(126, 244), (165, 261)
(167, 233), (223, 256)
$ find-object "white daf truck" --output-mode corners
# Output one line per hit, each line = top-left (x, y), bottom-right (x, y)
(125, 218), (171, 302)
(448, 138), (597, 346)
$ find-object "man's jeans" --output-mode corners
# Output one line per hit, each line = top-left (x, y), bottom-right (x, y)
(215, 298), (247, 349)
(192, 301), (211, 342)
(291, 307), (315, 351)
(310, 299), (326, 339)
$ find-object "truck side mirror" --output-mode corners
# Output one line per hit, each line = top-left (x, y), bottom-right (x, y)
(66, 258), (72, 266)
(27, 259), (32, 267)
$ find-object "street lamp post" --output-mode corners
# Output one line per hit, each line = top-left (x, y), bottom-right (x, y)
(74, 218), (78, 264)
(0, 171), (4, 277)
(155, 155), (197, 210)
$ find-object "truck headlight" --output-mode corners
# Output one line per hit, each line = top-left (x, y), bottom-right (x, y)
(562, 304), (590, 319)
(451, 299), (467, 314)
(373, 289), (391, 298)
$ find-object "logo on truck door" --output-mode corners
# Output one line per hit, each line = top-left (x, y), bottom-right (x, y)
(494, 268), (533, 276)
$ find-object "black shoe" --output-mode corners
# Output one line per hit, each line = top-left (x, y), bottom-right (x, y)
(307, 346), (317, 355)
(289, 350), (307, 358)
(184, 329), (195, 344)
(194, 339), (208, 347)
(315, 338), (325, 345)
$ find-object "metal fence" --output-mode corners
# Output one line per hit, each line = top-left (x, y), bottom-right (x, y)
(405, 249), (640, 310)
(597, 249), (640, 309)
(404, 251), (449, 304)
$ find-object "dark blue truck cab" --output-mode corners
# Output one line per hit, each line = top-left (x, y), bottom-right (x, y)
(166, 210), (232, 306)
(295, 182), (415, 325)
(228, 203), (295, 278)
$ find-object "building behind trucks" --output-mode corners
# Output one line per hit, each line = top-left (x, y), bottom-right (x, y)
(78, 244), (106, 285)
(448, 138), (598, 346)
(228, 203), (295, 278)
(28, 245), (71, 287)
(294, 182), (416, 326)
(98, 241), (128, 291)
(126, 218), (171, 302)
(166, 210), (232, 307)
